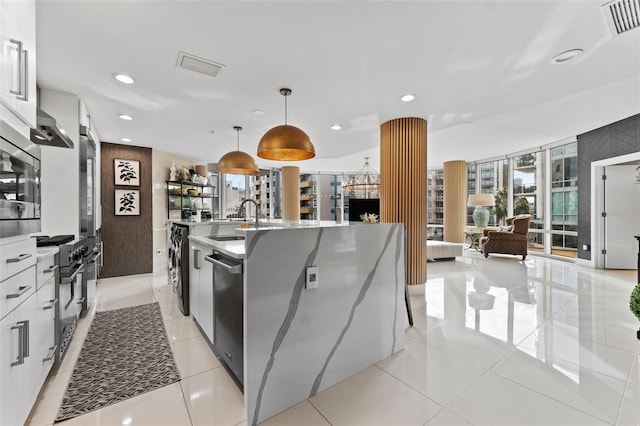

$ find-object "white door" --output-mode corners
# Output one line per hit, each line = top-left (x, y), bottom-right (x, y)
(604, 165), (640, 269)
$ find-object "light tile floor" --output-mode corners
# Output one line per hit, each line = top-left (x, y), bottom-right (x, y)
(26, 251), (639, 425)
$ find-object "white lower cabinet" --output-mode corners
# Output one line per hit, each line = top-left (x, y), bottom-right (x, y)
(0, 272), (56, 426)
(189, 241), (214, 344)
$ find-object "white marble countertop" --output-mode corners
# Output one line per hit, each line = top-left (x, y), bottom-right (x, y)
(188, 235), (246, 259)
(36, 246), (59, 261)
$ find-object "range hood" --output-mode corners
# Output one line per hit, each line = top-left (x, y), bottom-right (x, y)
(30, 88), (74, 148)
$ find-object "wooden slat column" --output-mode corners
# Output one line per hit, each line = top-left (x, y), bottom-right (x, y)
(443, 160), (467, 243)
(282, 166), (300, 221)
(380, 117), (427, 285)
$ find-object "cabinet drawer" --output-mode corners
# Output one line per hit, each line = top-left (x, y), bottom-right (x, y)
(34, 278), (55, 344)
(0, 265), (35, 320)
(35, 279), (56, 390)
(36, 253), (57, 289)
(0, 237), (36, 281)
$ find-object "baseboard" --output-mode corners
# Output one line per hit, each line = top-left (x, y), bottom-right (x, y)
(575, 258), (594, 268)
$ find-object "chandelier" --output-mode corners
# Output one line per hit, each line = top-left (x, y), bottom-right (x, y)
(342, 157), (380, 192)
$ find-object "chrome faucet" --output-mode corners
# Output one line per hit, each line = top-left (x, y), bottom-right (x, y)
(238, 199), (260, 228)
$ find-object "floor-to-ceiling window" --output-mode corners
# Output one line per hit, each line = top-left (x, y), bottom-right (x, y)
(427, 169), (444, 240)
(466, 163), (477, 226)
(550, 142), (578, 258)
(513, 151), (545, 253)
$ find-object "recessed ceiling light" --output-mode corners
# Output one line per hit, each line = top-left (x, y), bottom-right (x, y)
(330, 124), (342, 130)
(60, 128), (67, 135)
(551, 49), (583, 64)
(118, 114), (133, 121)
(34, 134), (46, 140)
(400, 94), (415, 102)
(121, 137), (132, 142)
(113, 73), (135, 84)
(253, 109), (265, 116)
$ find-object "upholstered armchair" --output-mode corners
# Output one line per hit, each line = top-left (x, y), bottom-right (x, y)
(479, 215), (531, 260)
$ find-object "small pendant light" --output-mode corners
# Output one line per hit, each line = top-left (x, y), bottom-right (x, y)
(218, 126), (259, 175)
(257, 88), (315, 161)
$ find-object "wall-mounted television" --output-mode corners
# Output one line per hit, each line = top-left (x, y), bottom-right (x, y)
(348, 198), (380, 222)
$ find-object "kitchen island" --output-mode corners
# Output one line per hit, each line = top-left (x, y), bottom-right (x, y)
(188, 222), (406, 425)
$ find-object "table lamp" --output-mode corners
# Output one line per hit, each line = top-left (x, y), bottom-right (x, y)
(468, 194), (495, 228)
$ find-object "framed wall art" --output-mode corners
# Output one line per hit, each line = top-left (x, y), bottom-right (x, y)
(114, 159), (140, 186)
(115, 189), (140, 215)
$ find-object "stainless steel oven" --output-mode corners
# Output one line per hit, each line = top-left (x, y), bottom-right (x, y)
(0, 121), (41, 238)
(56, 237), (87, 364)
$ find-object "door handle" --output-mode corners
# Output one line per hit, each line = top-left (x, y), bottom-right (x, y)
(7, 253), (33, 263)
(76, 297), (86, 304)
(6, 285), (31, 299)
(17, 320), (29, 358)
(205, 255), (242, 274)
(10, 323), (24, 366)
(44, 265), (58, 274)
(43, 345), (57, 362)
(43, 298), (58, 310)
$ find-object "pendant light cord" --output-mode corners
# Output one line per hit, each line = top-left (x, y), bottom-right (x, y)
(237, 129), (240, 151)
(284, 95), (288, 125)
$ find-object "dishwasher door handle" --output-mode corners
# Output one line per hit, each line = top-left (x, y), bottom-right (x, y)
(205, 255), (242, 274)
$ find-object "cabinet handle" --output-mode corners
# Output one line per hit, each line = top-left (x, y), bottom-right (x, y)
(6, 285), (31, 299)
(44, 265), (58, 274)
(43, 298), (58, 310)
(225, 351), (232, 362)
(9, 39), (24, 97)
(17, 49), (28, 101)
(43, 345), (57, 362)
(7, 253), (33, 263)
(194, 249), (200, 270)
(10, 323), (24, 366)
(17, 320), (29, 358)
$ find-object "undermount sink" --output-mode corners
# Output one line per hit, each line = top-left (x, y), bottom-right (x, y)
(207, 235), (245, 241)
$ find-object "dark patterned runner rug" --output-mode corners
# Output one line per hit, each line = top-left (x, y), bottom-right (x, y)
(55, 302), (180, 422)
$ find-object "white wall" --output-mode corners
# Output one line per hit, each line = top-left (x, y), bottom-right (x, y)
(151, 149), (196, 272)
(39, 88), (80, 236)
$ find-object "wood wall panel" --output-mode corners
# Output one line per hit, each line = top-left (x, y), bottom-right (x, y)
(380, 117), (427, 285)
(443, 161), (467, 243)
(101, 142), (153, 277)
(282, 166), (300, 221)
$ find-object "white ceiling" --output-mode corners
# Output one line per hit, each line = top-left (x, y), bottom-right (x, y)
(35, 0), (640, 172)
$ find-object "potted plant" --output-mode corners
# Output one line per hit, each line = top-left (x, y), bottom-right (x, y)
(631, 283), (640, 339)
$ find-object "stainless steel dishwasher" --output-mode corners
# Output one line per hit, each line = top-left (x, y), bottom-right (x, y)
(206, 251), (244, 387)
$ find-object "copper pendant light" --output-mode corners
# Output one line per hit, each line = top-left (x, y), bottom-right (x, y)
(218, 126), (259, 175)
(257, 88), (315, 161)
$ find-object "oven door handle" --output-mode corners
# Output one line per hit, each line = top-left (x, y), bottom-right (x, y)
(60, 265), (85, 284)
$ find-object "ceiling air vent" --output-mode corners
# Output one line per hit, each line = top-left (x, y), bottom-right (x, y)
(176, 51), (225, 77)
(602, 0), (640, 34)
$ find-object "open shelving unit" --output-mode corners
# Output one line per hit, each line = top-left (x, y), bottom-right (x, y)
(166, 180), (218, 220)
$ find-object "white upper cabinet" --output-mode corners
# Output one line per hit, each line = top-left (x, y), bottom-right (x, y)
(0, 0), (37, 133)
